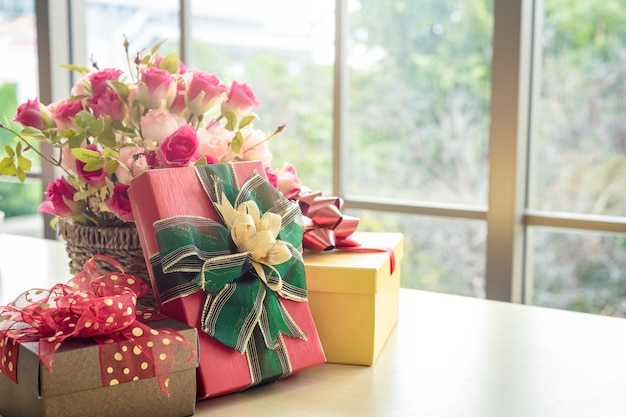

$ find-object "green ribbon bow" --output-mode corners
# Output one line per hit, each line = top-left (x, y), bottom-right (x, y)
(152, 164), (308, 355)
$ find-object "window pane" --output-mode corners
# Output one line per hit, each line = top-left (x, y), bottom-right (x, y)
(0, 1), (42, 224)
(349, 209), (486, 297)
(531, 2), (626, 216)
(529, 228), (626, 316)
(345, 0), (493, 205)
(189, 0), (335, 193)
(86, 1), (181, 67)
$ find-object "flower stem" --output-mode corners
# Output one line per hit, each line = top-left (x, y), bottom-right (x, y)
(0, 122), (74, 178)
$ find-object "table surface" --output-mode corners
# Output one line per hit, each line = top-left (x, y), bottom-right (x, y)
(2, 233), (626, 417)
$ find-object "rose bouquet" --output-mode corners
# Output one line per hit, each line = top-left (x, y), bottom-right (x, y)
(0, 38), (302, 227)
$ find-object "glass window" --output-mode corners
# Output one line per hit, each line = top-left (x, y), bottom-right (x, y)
(529, 228), (626, 316)
(189, 0), (336, 193)
(346, 0), (493, 206)
(0, 0), (42, 234)
(350, 209), (486, 297)
(525, 1), (626, 315)
(530, 2), (626, 216)
(85, 0), (181, 68)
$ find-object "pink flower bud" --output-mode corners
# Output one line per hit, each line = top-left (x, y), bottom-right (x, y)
(13, 98), (55, 130)
(138, 67), (177, 110)
(89, 68), (123, 96)
(185, 70), (228, 116)
(223, 81), (260, 116)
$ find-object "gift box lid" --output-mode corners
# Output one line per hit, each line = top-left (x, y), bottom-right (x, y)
(303, 232), (404, 295)
(16, 317), (198, 398)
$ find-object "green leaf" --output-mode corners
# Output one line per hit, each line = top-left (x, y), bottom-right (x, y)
(84, 160), (104, 171)
(69, 131), (86, 148)
(159, 52), (180, 74)
(16, 167), (26, 182)
(107, 81), (130, 102)
(104, 159), (120, 174)
(223, 110), (237, 131)
(60, 64), (91, 75)
(194, 156), (207, 166)
(73, 111), (95, 130)
(87, 117), (105, 136)
(17, 155), (32, 172)
(150, 39), (167, 55)
(72, 147), (101, 163)
(231, 131), (244, 154)
(74, 188), (98, 201)
(4, 145), (15, 158)
(19, 126), (45, 138)
(238, 114), (257, 130)
(98, 128), (117, 147)
(102, 148), (119, 158)
(61, 128), (77, 139)
(0, 157), (17, 176)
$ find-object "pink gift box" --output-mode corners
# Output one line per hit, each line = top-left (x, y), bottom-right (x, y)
(129, 161), (325, 399)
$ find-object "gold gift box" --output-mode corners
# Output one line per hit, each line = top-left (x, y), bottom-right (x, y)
(304, 232), (404, 365)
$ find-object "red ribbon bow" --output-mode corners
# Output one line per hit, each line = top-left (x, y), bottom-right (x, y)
(0, 254), (194, 396)
(295, 189), (360, 252)
(294, 189), (397, 275)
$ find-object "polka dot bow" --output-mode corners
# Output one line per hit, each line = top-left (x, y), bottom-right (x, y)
(0, 254), (195, 396)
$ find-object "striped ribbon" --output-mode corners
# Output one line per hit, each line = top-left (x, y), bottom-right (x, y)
(151, 163), (308, 384)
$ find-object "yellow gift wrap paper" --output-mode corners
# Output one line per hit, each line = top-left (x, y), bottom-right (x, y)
(303, 232), (404, 366)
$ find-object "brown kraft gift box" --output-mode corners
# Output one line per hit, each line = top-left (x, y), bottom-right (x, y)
(0, 318), (198, 417)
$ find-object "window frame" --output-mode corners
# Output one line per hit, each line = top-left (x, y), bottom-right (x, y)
(36, 0), (626, 304)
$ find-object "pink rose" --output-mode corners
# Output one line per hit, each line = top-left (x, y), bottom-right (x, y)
(89, 68), (123, 96)
(38, 177), (83, 217)
(76, 144), (107, 187)
(51, 99), (84, 131)
(240, 128), (272, 163)
(13, 98), (55, 130)
(196, 119), (234, 161)
(184, 70), (228, 116)
(264, 164), (278, 188)
(139, 109), (186, 145)
(138, 67), (177, 110)
(223, 81), (260, 116)
(274, 162), (302, 199)
(90, 91), (125, 120)
(106, 183), (134, 221)
(157, 124), (200, 167)
(114, 146), (149, 184)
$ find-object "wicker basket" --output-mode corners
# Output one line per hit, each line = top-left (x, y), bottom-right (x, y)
(58, 220), (156, 308)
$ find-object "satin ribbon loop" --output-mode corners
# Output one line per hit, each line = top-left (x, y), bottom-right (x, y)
(294, 188), (360, 251)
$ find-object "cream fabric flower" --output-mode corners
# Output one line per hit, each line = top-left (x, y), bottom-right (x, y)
(214, 195), (291, 291)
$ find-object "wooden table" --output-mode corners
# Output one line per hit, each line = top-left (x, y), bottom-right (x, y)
(2, 233), (626, 416)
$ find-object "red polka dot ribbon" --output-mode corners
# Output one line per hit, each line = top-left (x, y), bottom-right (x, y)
(0, 254), (194, 396)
